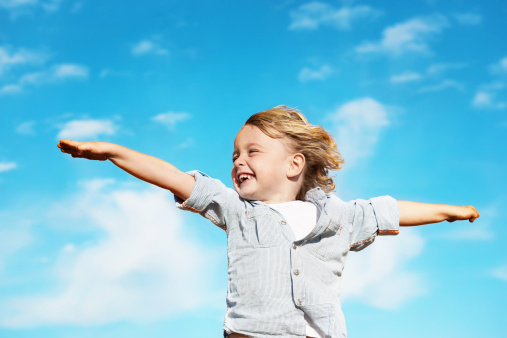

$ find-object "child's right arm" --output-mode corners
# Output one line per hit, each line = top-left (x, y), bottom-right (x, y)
(57, 139), (195, 201)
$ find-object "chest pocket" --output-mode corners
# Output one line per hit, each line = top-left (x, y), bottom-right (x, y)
(247, 210), (284, 248)
(306, 222), (349, 262)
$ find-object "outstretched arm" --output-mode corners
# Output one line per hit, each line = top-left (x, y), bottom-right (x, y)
(57, 139), (195, 201)
(397, 201), (480, 226)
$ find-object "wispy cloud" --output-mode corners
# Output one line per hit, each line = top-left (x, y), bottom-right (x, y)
(57, 119), (118, 140)
(0, 83), (22, 95)
(15, 121), (36, 135)
(0, 0), (37, 9)
(473, 92), (506, 109)
(389, 63), (467, 89)
(151, 112), (190, 130)
(298, 64), (333, 82)
(0, 46), (45, 74)
(330, 97), (391, 166)
(0, 162), (18, 173)
(426, 62), (467, 75)
(1, 63), (89, 95)
(453, 12), (482, 25)
(489, 55), (507, 74)
(390, 71), (422, 84)
(0, 0), (63, 12)
(491, 265), (507, 283)
(0, 183), (221, 327)
(289, 1), (381, 30)
(438, 222), (494, 241)
(418, 79), (464, 93)
(356, 14), (449, 55)
(0, 223), (32, 272)
(53, 64), (88, 78)
(472, 82), (506, 110)
(131, 39), (169, 56)
(342, 230), (426, 309)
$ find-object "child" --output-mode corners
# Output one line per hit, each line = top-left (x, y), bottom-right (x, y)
(57, 105), (479, 338)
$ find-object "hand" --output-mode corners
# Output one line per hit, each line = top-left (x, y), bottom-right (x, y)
(57, 139), (112, 161)
(447, 205), (480, 223)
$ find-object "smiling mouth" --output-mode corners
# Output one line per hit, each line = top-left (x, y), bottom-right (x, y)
(238, 173), (255, 184)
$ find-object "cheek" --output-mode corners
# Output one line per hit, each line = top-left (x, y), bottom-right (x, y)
(231, 168), (238, 184)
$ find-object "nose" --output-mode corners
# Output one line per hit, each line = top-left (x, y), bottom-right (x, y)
(234, 154), (246, 167)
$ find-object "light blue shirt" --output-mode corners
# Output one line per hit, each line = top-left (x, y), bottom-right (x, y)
(175, 171), (400, 338)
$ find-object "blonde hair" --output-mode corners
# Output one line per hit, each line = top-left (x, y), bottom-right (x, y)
(245, 105), (344, 200)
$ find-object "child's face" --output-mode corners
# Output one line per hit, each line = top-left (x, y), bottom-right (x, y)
(231, 125), (295, 203)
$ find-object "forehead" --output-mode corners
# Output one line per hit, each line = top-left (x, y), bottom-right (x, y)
(234, 125), (292, 151)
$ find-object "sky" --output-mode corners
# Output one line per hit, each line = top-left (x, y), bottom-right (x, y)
(0, 0), (506, 337)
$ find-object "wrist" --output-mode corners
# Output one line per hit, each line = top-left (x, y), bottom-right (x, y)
(441, 204), (461, 222)
(103, 142), (122, 160)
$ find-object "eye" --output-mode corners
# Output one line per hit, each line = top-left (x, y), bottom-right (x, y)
(249, 149), (258, 155)
(232, 155), (238, 163)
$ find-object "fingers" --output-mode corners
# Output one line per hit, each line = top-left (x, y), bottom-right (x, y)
(58, 139), (81, 153)
(466, 205), (480, 223)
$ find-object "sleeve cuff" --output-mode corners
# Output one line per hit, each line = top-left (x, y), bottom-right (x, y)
(174, 170), (214, 212)
(370, 195), (400, 235)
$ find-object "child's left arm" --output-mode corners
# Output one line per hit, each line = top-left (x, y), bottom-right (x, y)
(397, 201), (480, 226)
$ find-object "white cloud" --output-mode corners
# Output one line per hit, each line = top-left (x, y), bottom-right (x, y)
(298, 64), (333, 82)
(289, 1), (380, 30)
(0, 47), (45, 74)
(438, 223), (493, 241)
(472, 82), (506, 109)
(57, 119), (118, 140)
(1, 62), (89, 95)
(15, 121), (36, 135)
(490, 56), (507, 74)
(390, 71), (421, 84)
(491, 265), (507, 282)
(41, 0), (62, 12)
(356, 14), (449, 55)
(177, 137), (194, 149)
(0, 0), (63, 12)
(342, 230), (426, 309)
(19, 64), (89, 83)
(330, 98), (390, 166)
(426, 62), (467, 75)
(418, 79), (464, 93)
(151, 112), (190, 130)
(0, 0), (37, 9)
(53, 64), (88, 78)
(0, 161), (17, 173)
(0, 83), (22, 95)
(453, 13), (482, 25)
(0, 183), (222, 327)
(99, 68), (130, 78)
(131, 39), (169, 56)
(501, 57), (507, 71)
(0, 225), (32, 272)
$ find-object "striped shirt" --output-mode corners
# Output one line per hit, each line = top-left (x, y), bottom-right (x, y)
(175, 171), (400, 338)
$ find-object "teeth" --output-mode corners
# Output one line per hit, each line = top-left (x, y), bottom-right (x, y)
(239, 174), (254, 183)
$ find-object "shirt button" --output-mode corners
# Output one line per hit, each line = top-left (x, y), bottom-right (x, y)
(280, 220), (286, 225)
(293, 269), (300, 276)
(292, 243), (297, 249)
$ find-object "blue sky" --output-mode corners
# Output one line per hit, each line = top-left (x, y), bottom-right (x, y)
(1, 0), (506, 337)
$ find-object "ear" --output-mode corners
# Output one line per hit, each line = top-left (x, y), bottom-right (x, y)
(287, 153), (305, 178)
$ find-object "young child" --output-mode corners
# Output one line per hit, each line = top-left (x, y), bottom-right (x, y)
(57, 106), (479, 338)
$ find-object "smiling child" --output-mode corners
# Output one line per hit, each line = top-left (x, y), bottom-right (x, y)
(58, 105), (479, 338)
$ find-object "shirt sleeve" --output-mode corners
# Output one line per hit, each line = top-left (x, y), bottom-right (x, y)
(345, 195), (400, 251)
(174, 170), (243, 231)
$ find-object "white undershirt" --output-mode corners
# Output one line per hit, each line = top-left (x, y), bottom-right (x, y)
(269, 200), (323, 338)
